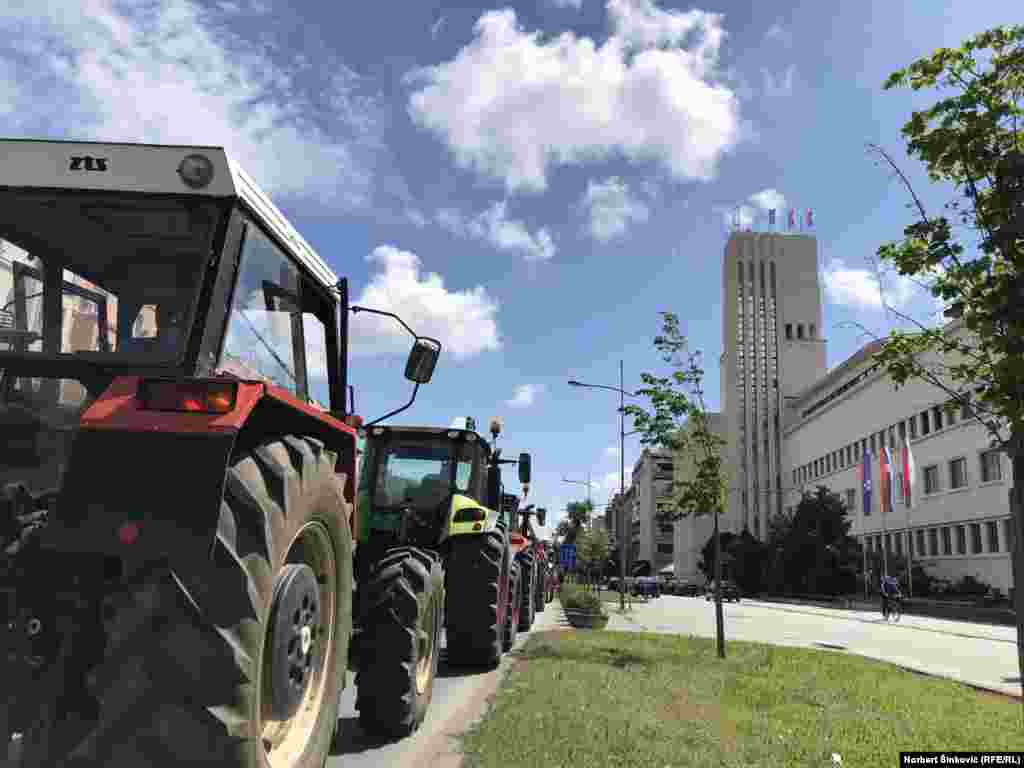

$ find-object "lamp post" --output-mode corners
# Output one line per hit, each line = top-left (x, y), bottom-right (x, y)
(562, 473), (594, 508)
(569, 360), (638, 612)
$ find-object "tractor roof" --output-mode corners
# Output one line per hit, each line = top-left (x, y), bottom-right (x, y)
(0, 137), (338, 293)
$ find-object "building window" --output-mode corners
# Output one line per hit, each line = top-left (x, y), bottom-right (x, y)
(987, 521), (999, 553)
(657, 543), (674, 555)
(894, 534), (903, 556)
(981, 450), (1002, 483)
(884, 533), (892, 553)
(797, 324), (804, 339)
(956, 525), (967, 555)
(970, 523), (982, 554)
(845, 489), (855, 512)
(1005, 518), (1016, 554)
(941, 527), (952, 555)
(898, 421), (906, 441)
(923, 465), (940, 494)
(946, 402), (958, 426)
(785, 323), (793, 339)
(929, 528), (938, 556)
(908, 417), (917, 439)
(949, 457), (967, 489)
(875, 534), (882, 552)
(932, 405), (944, 431)
(809, 324), (816, 338)
(916, 529), (925, 556)
(870, 434), (876, 453)
(921, 411), (931, 435)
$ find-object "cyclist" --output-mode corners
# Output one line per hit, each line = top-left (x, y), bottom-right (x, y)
(880, 574), (902, 618)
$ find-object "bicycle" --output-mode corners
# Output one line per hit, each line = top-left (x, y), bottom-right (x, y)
(882, 595), (903, 622)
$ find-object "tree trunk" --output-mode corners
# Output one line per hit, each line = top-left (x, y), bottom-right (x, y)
(713, 506), (726, 659)
(1010, 445), (1024, 722)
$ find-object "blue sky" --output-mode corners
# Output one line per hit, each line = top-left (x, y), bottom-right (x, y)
(0, 0), (1017, 534)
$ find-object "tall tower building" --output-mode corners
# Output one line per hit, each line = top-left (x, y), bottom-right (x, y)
(720, 232), (825, 538)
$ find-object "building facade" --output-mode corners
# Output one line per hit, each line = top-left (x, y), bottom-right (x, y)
(671, 231), (1013, 591)
(627, 448), (676, 573)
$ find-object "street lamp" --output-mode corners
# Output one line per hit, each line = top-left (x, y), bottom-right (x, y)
(562, 473), (595, 507)
(568, 360), (638, 612)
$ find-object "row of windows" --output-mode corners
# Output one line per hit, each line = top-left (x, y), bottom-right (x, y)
(784, 322), (816, 341)
(793, 393), (980, 487)
(862, 518), (1012, 558)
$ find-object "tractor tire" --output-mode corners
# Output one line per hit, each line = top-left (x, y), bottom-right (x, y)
(354, 546), (443, 739)
(517, 553), (534, 632)
(503, 562), (520, 651)
(444, 531), (506, 667)
(41, 435), (353, 768)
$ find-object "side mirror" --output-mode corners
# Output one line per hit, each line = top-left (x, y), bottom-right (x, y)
(518, 452), (531, 484)
(404, 337), (440, 384)
(487, 467), (501, 510)
(537, 507), (546, 527)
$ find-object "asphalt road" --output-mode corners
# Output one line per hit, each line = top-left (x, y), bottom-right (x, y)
(609, 594), (1022, 697)
(326, 602), (563, 768)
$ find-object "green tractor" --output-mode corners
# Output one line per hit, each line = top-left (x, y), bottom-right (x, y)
(352, 416), (531, 737)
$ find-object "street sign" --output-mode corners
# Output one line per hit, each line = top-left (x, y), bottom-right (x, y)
(559, 544), (576, 569)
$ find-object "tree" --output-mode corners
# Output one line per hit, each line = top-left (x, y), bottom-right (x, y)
(576, 526), (610, 589)
(623, 312), (730, 658)
(865, 24), (1024, 707)
(786, 487), (862, 596)
(555, 499), (592, 546)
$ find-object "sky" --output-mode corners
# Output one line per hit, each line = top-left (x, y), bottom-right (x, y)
(0, 0), (1017, 536)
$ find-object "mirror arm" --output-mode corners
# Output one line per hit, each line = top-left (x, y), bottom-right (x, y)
(363, 382), (420, 429)
(351, 305), (417, 340)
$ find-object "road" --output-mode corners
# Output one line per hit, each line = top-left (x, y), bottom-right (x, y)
(606, 594), (1022, 697)
(327, 602), (563, 768)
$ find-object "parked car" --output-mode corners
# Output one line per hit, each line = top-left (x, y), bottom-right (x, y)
(633, 576), (660, 598)
(705, 580), (741, 602)
(675, 580), (700, 597)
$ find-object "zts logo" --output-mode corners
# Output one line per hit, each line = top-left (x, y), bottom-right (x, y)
(69, 156), (109, 172)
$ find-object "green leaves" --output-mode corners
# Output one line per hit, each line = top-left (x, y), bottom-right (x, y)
(625, 312), (726, 521)
(873, 24), (1024, 455)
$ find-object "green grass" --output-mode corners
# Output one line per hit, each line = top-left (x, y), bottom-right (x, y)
(460, 630), (1024, 768)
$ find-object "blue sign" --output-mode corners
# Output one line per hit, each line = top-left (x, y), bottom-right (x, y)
(559, 544), (576, 569)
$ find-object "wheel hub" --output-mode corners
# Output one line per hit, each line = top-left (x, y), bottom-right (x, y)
(265, 563), (321, 721)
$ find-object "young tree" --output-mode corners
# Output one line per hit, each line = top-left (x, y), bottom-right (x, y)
(555, 499), (593, 546)
(864, 24), (1024, 702)
(624, 312), (730, 658)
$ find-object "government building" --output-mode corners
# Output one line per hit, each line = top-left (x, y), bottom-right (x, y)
(673, 231), (1013, 592)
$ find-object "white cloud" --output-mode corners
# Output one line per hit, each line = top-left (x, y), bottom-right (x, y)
(719, 188), (786, 230)
(351, 245), (501, 360)
(505, 384), (543, 407)
(580, 177), (650, 242)
(822, 258), (944, 318)
(406, 3), (742, 194)
(604, 445), (619, 458)
(600, 470), (632, 491)
(761, 65), (796, 99)
(748, 188), (786, 212)
(0, 0), (381, 207)
(437, 202), (556, 263)
(405, 208), (428, 228)
(764, 23), (792, 47)
(550, 0), (584, 8)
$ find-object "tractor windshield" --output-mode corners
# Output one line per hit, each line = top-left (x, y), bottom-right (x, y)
(0, 189), (220, 366)
(369, 435), (483, 511)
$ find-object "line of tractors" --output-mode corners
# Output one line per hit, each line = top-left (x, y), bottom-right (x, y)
(0, 137), (557, 767)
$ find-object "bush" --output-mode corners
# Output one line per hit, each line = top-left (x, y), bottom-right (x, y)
(559, 582), (605, 614)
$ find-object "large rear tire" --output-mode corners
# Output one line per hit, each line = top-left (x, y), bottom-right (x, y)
(517, 553), (534, 632)
(354, 546), (443, 739)
(444, 531), (506, 668)
(503, 562), (520, 652)
(43, 435), (353, 768)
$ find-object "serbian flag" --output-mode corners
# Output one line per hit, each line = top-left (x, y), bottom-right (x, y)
(787, 209), (796, 230)
(901, 436), (917, 508)
(860, 446), (872, 516)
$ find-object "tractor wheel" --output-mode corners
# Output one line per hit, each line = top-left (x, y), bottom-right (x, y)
(444, 531), (506, 667)
(354, 546), (443, 739)
(517, 553), (534, 632)
(503, 562), (521, 651)
(52, 435), (352, 768)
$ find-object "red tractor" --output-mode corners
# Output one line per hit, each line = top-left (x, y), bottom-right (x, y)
(508, 501), (548, 629)
(0, 138), (441, 767)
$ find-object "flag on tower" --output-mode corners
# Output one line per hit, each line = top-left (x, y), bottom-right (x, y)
(769, 209), (776, 226)
(881, 446), (897, 515)
(787, 209), (795, 230)
(806, 209), (814, 228)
